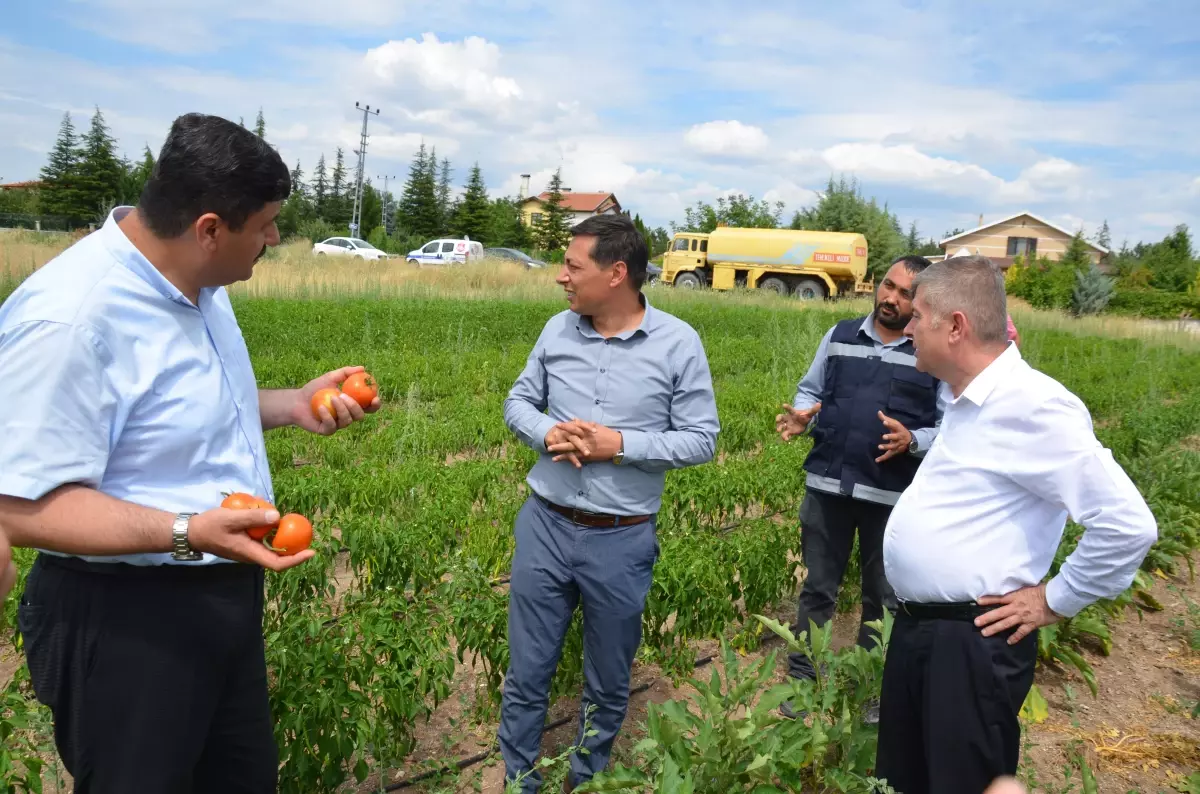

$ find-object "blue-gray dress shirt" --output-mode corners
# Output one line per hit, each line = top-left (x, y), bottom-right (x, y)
(503, 297), (719, 516)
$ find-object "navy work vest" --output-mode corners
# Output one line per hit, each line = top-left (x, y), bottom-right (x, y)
(803, 316), (941, 504)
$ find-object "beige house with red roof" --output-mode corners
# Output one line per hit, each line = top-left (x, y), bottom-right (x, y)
(517, 175), (622, 228)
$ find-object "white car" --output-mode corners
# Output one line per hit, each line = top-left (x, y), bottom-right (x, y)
(406, 237), (484, 266)
(312, 236), (392, 261)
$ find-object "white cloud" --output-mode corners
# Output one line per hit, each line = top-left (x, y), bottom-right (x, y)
(763, 181), (818, 211)
(363, 34), (522, 115)
(684, 121), (769, 158)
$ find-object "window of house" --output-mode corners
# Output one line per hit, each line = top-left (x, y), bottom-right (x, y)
(1006, 237), (1037, 256)
(532, 213), (544, 225)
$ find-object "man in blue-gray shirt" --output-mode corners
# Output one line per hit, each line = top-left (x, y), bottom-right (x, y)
(0, 114), (377, 793)
(500, 214), (719, 792)
(774, 254), (946, 723)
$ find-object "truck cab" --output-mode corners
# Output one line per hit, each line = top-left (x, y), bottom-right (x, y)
(661, 233), (711, 289)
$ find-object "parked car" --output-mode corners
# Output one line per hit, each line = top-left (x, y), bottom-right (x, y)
(312, 236), (393, 261)
(406, 238), (484, 266)
(483, 247), (547, 269)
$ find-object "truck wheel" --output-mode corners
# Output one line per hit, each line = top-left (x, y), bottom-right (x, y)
(674, 272), (703, 289)
(759, 277), (789, 296)
(793, 278), (827, 300)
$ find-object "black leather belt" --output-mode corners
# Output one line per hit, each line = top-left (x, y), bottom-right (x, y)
(37, 552), (256, 579)
(896, 600), (999, 621)
(536, 495), (651, 528)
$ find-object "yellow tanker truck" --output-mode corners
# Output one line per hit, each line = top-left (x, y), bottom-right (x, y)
(660, 226), (874, 299)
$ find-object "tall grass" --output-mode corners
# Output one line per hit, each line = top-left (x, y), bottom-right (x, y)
(3, 231), (1198, 348)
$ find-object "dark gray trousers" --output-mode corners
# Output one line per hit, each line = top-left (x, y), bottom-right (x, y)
(787, 487), (897, 679)
(499, 496), (658, 792)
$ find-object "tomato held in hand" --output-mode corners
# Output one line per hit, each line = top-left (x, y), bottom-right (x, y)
(341, 371), (378, 408)
(221, 491), (278, 540)
(310, 388), (342, 420)
(268, 514), (313, 556)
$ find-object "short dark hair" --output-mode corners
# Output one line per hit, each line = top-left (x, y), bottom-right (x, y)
(891, 254), (933, 275)
(570, 214), (650, 290)
(138, 113), (291, 239)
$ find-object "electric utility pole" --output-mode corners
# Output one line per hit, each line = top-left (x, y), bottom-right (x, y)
(377, 174), (396, 235)
(349, 101), (380, 237)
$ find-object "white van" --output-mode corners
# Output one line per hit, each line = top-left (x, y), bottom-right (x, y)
(406, 237), (484, 266)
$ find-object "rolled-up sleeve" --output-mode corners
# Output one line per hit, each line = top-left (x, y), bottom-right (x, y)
(1009, 396), (1158, 618)
(503, 326), (558, 454)
(620, 330), (719, 472)
(0, 321), (117, 500)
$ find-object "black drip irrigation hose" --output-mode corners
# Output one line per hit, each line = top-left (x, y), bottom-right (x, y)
(381, 634), (788, 791)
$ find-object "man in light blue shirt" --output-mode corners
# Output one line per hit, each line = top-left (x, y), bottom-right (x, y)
(500, 214), (719, 792)
(0, 113), (377, 793)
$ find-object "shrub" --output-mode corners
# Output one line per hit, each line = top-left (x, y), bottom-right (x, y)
(1072, 263), (1115, 316)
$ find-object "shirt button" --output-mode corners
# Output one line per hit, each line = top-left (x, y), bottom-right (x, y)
(605, 340), (610, 345)
(578, 490), (585, 496)
(600, 368), (606, 373)
(594, 399), (600, 404)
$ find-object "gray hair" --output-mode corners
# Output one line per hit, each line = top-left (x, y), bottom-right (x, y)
(912, 255), (1008, 344)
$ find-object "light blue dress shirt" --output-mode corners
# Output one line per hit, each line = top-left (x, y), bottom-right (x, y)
(503, 298), (720, 516)
(0, 207), (272, 565)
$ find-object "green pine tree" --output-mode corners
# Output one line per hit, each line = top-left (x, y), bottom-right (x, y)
(436, 157), (453, 235)
(451, 163), (491, 242)
(533, 168), (571, 252)
(1060, 230), (1094, 273)
(253, 108), (266, 140)
(397, 143), (441, 240)
(328, 148), (351, 229)
(312, 155), (329, 218)
(117, 145), (155, 205)
(1072, 262), (1115, 316)
(289, 160), (305, 197)
(38, 112), (82, 220)
(74, 106), (125, 223)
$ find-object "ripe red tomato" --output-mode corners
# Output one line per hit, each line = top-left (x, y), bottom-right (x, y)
(221, 491), (277, 540)
(310, 387), (342, 420)
(270, 514), (313, 556)
(341, 372), (378, 408)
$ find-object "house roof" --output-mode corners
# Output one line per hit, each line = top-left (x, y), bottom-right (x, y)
(0, 180), (44, 190)
(940, 210), (1109, 254)
(522, 191), (618, 212)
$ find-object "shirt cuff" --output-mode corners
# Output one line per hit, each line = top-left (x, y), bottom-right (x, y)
(619, 429), (648, 464)
(1045, 574), (1092, 619)
(528, 414), (559, 454)
(910, 428), (936, 457)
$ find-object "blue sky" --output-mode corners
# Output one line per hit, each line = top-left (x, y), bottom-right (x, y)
(3, 0), (1199, 247)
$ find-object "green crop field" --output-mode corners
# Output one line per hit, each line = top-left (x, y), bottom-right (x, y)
(1, 240), (1198, 793)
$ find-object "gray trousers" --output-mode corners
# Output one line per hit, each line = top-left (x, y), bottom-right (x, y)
(499, 495), (658, 792)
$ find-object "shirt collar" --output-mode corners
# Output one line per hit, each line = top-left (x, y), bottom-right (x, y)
(100, 206), (205, 308)
(575, 293), (656, 341)
(861, 312), (908, 348)
(956, 342), (1022, 406)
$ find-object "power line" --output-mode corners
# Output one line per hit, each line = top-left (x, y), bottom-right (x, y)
(349, 101), (380, 237)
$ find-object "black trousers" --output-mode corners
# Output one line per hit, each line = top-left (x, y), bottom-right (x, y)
(17, 554), (277, 794)
(788, 488), (896, 679)
(875, 613), (1039, 794)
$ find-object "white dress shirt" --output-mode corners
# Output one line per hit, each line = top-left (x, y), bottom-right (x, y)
(883, 343), (1157, 618)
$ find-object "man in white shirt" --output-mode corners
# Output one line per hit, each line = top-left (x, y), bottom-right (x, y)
(877, 255), (1157, 794)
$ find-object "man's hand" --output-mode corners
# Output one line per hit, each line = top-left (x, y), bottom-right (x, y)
(545, 419), (623, 467)
(291, 366), (381, 436)
(0, 530), (16, 601)
(775, 403), (821, 441)
(975, 583), (1060, 644)
(187, 506), (316, 572)
(876, 411), (913, 463)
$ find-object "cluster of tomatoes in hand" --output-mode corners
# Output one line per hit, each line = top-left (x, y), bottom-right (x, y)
(220, 492), (313, 556)
(311, 371), (378, 420)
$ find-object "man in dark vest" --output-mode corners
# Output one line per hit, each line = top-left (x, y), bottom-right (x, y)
(774, 254), (945, 722)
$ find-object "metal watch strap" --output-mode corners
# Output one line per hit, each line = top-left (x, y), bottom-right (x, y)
(171, 512), (202, 561)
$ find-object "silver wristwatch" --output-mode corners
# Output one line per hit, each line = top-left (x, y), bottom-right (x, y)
(171, 512), (202, 561)
(908, 437), (920, 454)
